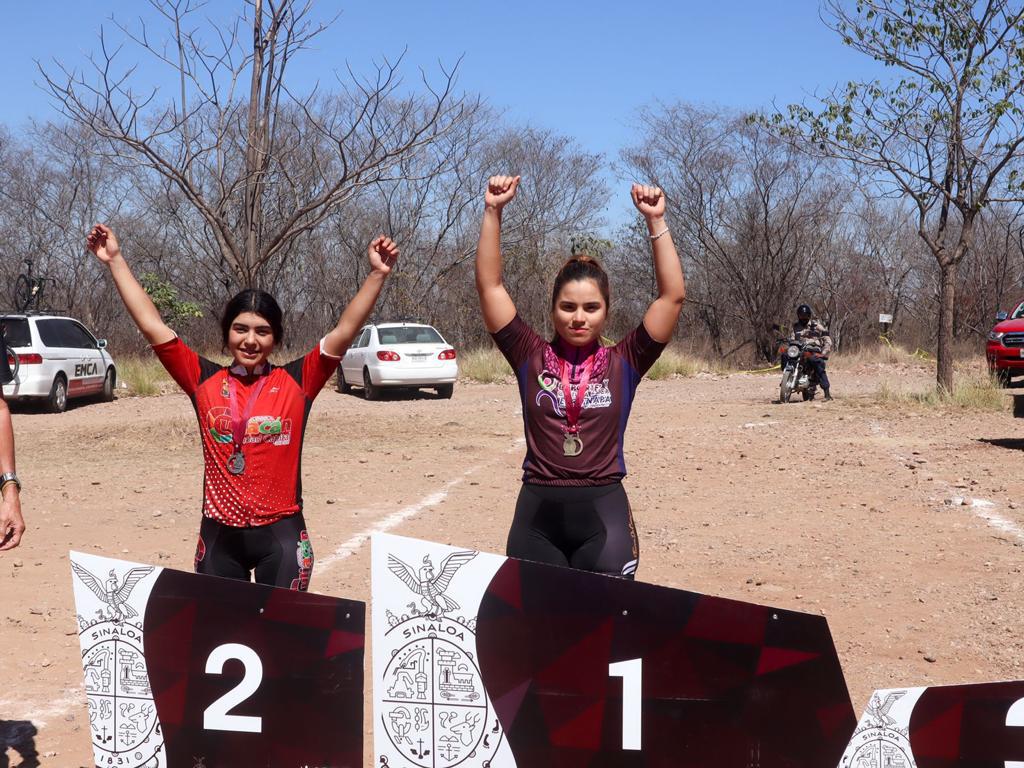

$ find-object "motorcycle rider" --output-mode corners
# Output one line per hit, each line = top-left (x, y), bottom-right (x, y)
(793, 304), (833, 401)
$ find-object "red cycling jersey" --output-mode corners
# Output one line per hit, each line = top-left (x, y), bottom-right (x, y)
(153, 336), (339, 526)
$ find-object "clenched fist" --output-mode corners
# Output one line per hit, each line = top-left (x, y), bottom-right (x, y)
(368, 235), (400, 275)
(631, 184), (665, 220)
(86, 224), (122, 264)
(485, 175), (520, 211)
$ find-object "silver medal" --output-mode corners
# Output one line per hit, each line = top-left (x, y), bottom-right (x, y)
(227, 451), (246, 475)
(562, 433), (583, 457)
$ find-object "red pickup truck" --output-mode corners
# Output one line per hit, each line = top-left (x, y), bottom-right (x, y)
(987, 302), (1024, 386)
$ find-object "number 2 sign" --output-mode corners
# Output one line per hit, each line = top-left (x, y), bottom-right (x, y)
(71, 551), (365, 768)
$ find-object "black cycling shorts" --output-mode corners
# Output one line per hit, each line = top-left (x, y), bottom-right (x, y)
(194, 513), (314, 591)
(506, 482), (639, 579)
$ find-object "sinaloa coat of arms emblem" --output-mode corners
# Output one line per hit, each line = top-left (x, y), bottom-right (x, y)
(373, 534), (515, 767)
(71, 552), (165, 768)
(839, 689), (922, 768)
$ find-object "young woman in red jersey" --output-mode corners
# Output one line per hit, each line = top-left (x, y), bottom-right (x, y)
(476, 176), (685, 579)
(88, 223), (398, 590)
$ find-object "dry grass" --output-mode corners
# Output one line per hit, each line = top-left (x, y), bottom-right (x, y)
(832, 340), (934, 370)
(876, 371), (1008, 411)
(647, 349), (734, 380)
(459, 347), (513, 383)
(116, 356), (174, 397)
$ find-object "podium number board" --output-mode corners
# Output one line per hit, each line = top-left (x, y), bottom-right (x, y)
(70, 551), (365, 768)
(372, 533), (856, 768)
(840, 682), (1024, 768)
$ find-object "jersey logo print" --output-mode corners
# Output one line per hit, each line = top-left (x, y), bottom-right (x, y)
(205, 408), (293, 446)
(535, 371), (613, 416)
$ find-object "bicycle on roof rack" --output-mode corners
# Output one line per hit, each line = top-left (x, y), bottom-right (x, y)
(12, 259), (54, 313)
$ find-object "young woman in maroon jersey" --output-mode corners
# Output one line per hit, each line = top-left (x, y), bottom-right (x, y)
(476, 176), (685, 579)
(87, 223), (399, 590)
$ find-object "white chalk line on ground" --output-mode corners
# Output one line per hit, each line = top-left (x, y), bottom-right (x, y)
(869, 419), (1024, 543)
(967, 498), (1024, 542)
(317, 435), (525, 573)
(0, 691), (83, 728)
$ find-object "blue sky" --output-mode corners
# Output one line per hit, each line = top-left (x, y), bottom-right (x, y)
(5, 1), (885, 221)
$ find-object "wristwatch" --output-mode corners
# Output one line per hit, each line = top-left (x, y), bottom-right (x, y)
(0, 472), (20, 492)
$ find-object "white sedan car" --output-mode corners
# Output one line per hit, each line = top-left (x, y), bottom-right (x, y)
(1, 313), (117, 412)
(337, 322), (458, 399)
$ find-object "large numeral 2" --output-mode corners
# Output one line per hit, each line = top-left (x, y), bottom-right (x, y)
(609, 658), (642, 750)
(203, 643), (264, 733)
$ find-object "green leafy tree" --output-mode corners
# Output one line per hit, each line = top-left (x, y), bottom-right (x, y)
(140, 273), (203, 326)
(765, 0), (1024, 391)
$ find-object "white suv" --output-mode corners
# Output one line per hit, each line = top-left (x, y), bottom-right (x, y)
(1, 314), (117, 412)
(337, 322), (458, 399)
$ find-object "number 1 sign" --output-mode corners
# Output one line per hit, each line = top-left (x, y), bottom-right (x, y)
(70, 551), (365, 768)
(372, 533), (856, 768)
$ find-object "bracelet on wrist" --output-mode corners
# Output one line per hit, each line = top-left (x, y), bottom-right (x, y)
(649, 226), (670, 241)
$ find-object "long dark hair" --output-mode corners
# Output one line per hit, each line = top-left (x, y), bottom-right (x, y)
(550, 254), (611, 311)
(220, 289), (284, 345)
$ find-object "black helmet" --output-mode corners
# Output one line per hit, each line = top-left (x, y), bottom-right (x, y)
(796, 304), (812, 320)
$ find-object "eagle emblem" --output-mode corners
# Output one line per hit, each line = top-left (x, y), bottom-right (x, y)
(866, 690), (906, 728)
(71, 562), (154, 622)
(387, 550), (476, 616)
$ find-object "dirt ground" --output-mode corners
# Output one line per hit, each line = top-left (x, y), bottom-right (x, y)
(3, 362), (1024, 766)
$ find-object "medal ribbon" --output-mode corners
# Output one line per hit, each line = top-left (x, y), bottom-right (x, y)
(228, 374), (268, 456)
(560, 355), (593, 436)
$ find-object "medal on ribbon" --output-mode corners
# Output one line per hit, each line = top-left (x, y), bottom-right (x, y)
(227, 451), (246, 475)
(227, 373), (268, 476)
(560, 354), (593, 458)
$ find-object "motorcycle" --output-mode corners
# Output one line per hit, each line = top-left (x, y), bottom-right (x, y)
(777, 338), (823, 403)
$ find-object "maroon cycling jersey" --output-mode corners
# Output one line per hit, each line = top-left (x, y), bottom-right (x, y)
(153, 336), (339, 526)
(493, 315), (665, 486)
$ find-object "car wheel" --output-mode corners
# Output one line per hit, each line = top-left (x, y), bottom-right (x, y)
(102, 367), (116, 402)
(436, 383), (454, 399)
(47, 374), (68, 413)
(1015, 396), (1024, 418)
(336, 366), (352, 394)
(363, 368), (379, 401)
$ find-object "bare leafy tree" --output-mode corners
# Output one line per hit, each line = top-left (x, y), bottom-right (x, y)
(956, 202), (1024, 345)
(623, 103), (843, 360)
(40, 0), (475, 290)
(0, 124), (132, 328)
(766, 0), (1024, 390)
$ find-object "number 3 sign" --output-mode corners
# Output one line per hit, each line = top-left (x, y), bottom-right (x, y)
(70, 551), (365, 768)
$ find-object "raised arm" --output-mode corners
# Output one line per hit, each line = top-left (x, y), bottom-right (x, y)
(476, 175), (520, 333)
(322, 236), (399, 357)
(87, 224), (175, 346)
(632, 184), (686, 342)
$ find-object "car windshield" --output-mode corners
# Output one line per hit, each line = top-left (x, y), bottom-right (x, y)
(1013, 303), (1024, 320)
(0, 318), (31, 347)
(377, 326), (444, 345)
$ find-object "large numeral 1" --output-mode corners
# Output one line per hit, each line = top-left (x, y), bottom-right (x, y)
(1006, 697), (1024, 768)
(203, 643), (264, 733)
(608, 658), (642, 750)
